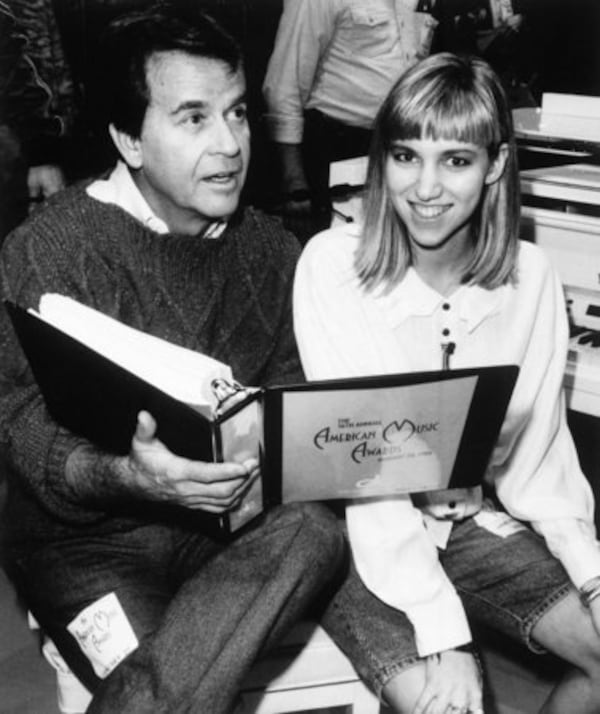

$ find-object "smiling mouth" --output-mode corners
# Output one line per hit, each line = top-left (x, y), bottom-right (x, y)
(410, 203), (451, 219)
(204, 170), (240, 184)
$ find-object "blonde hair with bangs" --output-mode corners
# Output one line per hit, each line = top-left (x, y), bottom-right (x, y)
(356, 52), (520, 293)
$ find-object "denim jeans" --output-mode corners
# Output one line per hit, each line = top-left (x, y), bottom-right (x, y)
(321, 557), (421, 697)
(440, 504), (571, 653)
(322, 503), (572, 697)
(8, 502), (345, 714)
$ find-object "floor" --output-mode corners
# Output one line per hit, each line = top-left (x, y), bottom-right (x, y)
(0, 565), (60, 714)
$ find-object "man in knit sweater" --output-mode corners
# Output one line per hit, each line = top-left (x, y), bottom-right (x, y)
(0, 6), (348, 712)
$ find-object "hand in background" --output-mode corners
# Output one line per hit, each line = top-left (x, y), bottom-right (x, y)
(27, 164), (65, 205)
(275, 141), (312, 215)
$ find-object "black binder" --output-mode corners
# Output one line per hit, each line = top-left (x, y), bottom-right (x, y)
(5, 300), (519, 537)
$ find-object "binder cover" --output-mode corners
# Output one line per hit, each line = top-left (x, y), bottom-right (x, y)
(262, 366), (519, 503)
(5, 300), (519, 537)
(5, 300), (263, 537)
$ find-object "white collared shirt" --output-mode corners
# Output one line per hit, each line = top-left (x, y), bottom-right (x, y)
(293, 223), (600, 656)
(87, 161), (226, 238)
(263, 0), (435, 143)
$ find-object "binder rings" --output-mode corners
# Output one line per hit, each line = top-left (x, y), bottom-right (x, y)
(5, 299), (519, 538)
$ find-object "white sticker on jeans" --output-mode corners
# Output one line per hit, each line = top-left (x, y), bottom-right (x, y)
(474, 507), (529, 538)
(67, 592), (139, 679)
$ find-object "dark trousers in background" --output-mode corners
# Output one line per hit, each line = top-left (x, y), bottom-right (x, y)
(285, 109), (372, 244)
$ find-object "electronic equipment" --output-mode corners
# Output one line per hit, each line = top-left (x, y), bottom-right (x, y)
(519, 93), (600, 416)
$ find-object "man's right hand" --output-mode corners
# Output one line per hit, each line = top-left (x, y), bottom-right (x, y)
(65, 411), (258, 513)
(126, 410), (258, 512)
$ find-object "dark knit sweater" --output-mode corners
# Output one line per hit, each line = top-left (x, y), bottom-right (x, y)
(0, 182), (303, 549)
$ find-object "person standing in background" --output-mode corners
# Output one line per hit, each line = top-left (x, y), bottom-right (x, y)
(262, 0), (437, 242)
(0, 0), (75, 239)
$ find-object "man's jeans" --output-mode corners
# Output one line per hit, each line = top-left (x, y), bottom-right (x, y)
(8, 502), (345, 714)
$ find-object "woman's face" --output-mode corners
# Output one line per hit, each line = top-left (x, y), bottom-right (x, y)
(384, 137), (506, 255)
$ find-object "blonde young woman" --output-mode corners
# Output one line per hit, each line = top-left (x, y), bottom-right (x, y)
(294, 53), (600, 714)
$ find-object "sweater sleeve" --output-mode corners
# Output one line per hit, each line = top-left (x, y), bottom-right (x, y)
(0, 220), (105, 524)
(259, 273), (304, 387)
(247, 214), (305, 387)
(491, 249), (600, 588)
(293, 229), (472, 655)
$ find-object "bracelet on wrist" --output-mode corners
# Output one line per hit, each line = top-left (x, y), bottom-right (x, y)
(580, 575), (600, 608)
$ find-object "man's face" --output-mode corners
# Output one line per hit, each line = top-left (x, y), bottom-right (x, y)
(132, 51), (250, 235)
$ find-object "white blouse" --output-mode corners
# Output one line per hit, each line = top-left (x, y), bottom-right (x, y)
(293, 223), (600, 656)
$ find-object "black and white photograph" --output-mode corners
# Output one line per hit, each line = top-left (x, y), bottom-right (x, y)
(1, 1), (600, 713)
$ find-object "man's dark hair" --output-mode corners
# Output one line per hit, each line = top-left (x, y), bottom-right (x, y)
(101, 1), (243, 138)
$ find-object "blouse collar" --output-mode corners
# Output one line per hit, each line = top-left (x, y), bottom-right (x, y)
(373, 266), (506, 333)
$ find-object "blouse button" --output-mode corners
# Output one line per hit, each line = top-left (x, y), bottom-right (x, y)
(442, 328), (450, 336)
(442, 303), (451, 310)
